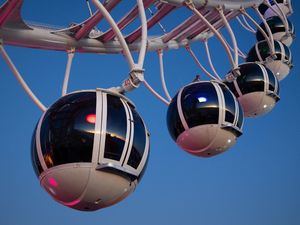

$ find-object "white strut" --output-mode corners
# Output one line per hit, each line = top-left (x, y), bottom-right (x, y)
(0, 44), (47, 112)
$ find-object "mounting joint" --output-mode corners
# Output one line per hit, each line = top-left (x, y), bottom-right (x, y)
(121, 66), (145, 92)
(225, 67), (240, 82)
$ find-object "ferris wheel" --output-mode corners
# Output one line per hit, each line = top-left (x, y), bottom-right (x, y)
(0, 0), (295, 212)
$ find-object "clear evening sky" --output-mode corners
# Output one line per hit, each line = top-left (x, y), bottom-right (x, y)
(0, 1), (299, 225)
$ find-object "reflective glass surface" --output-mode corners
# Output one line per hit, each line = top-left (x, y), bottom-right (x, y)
(40, 92), (96, 168)
(127, 107), (147, 169)
(181, 82), (219, 128)
(237, 102), (244, 129)
(31, 125), (43, 176)
(220, 84), (236, 124)
(104, 95), (127, 161)
(236, 64), (265, 95)
(166, 94), (185, 141)
(266, 67), (279, 93)
(257, 17), (293, 41)
(283, 43), (292, 62)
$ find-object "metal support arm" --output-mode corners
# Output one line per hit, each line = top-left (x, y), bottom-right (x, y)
(0, 44), (47, 112)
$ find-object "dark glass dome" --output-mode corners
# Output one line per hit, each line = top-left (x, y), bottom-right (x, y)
(258, 0), (287, 15)
(32, 90), (149, 179)
(256, 16), (295, 42)
(33, 92), (97, 170)
(246, 40), (292, 66)
(224, 63), (280, 98)
(167, 81), (243, 141)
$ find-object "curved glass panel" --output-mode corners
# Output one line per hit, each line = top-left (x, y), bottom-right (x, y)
(31, 125), (43, 176)
(181, 82), (219, 128)
(166, 94), (185, 141)
(237, 64), (265, 95)
(267, 68), (277, 92)
(220, 84), (236, 124)
(237, 102), (244, 129)
(283, 44), (292, 62)
(224, 81), (239, 98)
(40, 92), (96, 168)
(246, 45), (260, 63)
(104, 95), (127, 161)
(127, 107), (147, 169)
(258, 41), (270, 60)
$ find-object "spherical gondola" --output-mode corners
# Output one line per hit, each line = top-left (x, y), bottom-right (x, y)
(258, 0), (292, 19)
(224, 63), (280, 117)
(246, 40), (293, 81)
(31, 89), (150, 211)
(256, 16), (295, 47)
(166, 81), (243, 158)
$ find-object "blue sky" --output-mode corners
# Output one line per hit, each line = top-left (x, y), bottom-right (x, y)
(0, 1), (299, 225)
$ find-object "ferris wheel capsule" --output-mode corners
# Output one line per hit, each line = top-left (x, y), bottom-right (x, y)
(224, 63), (280, 118)
(246, 40), (293, 81)
(31, 89), (150, 211)
(258, 0), (293, 19)
(256, 16), (295, 47)
(166, 81), (244, 158)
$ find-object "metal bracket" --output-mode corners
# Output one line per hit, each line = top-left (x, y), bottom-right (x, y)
(225, 67), (241, 82)
(121, 66), (145, 93)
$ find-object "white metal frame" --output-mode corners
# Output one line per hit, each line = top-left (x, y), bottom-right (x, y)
(0, 0), (294, 108)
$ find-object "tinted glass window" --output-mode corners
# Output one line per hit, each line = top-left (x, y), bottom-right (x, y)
(267, 68), (277, 92)
(127, 107), (147, 169)
(166, 94), (185, 141)
(237, 64), (265, 95)
(220, 84), (236, 124)
(40, 92), (96, 168)
(283, 44), (292, 62)
(237, 103), (244, 129)
(31, 125), (43, 176)
(246, 45), (259, 63)
(181, 82), (219, 128)
(258, 41), (271, 60)
(224, 81), (239, 98)
(104, 95), (127, 161)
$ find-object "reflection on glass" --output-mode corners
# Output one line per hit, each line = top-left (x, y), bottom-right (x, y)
(40, 92), (96, 168)
(237, 103), (244, 129)
(237, 64), (265, 95)
(166, 94), (185, 141)
(31, 125), (43, 176)
(181, 83), (219, 128)
(104, 95), (127, 161)
(220, 84), (236, 124)
(128, 107), (146, 169)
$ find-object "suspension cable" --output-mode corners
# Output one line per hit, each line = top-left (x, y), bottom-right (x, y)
(62, 48), (75, 96)
(218, 7), (239, 68)
(91, 0), (135, 70)
(236, 16), (256, 33)
(137, 0), (148, 69)
(240, 8), (276, 55)
(147, 8), (167, 33)
(223, 38), (247, 59)
(185, 1), (236, 69)
(86, 0), (93, 17)
(185, 45), (220, 81)
(264, 0), (290, 35)
(157, 49), (172, 101)
(253, 6), (276, 54)
(241, 15), (256, 33)
(0, 45), (47, 112)
(142, 79), (170, 105)
(203, 40), (222, 80)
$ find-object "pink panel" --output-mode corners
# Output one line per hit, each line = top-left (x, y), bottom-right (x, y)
(125, 4), (176, 44)
(0, 0), (22, 27)
(100, 0), (155, 42)
(74, 0), (121, 40)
